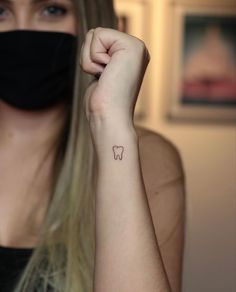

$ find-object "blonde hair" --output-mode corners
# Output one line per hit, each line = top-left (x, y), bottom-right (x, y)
(14, 1), (117, 291)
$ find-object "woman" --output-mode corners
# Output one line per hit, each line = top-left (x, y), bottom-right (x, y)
(0, 0), (185, 291)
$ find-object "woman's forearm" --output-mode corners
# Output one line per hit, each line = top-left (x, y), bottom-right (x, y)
(90, 117), (171, 292)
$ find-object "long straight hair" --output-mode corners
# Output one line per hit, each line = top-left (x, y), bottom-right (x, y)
(14, 1), (118, 291)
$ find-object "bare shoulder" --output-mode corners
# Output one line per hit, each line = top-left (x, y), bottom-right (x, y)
(135, 125), (185, 292)
(135, 125), (185, 193)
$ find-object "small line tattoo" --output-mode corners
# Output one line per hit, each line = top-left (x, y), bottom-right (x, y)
(112, 145), (124, 160)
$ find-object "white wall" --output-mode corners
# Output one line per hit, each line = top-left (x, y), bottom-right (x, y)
(132, 0), (236, 291)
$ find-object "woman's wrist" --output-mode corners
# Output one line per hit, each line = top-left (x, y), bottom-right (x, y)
(89, 113), (136, 135)
(88, 114), (138, 156)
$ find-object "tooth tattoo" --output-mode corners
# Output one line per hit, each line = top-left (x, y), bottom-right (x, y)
(112, 145), (124, 160)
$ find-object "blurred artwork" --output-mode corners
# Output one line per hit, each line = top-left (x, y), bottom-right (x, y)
(182, 16), (236, 107)
(118, 15), (128, 33)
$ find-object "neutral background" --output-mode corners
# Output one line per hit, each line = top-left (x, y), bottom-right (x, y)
(114, 0), (236, 291)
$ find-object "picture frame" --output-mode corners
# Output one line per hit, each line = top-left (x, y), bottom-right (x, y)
(114, 0), (151, 123)
(168, 4), (236, 122)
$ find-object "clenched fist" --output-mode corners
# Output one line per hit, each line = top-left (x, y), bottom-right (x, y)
(80, 27), (150, 124)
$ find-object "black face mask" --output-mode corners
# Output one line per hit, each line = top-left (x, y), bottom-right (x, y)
(0, 30), (78, 111)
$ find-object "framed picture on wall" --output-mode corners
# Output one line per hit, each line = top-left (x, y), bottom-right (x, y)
(168, 4), (236, 122)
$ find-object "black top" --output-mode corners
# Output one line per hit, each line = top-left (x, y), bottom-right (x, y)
(0, 245), (34, 292)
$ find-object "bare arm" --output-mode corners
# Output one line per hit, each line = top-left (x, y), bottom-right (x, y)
(80, 27), (174, 292)
(137, 128), (186, 292)
(91, 119), (172, 292)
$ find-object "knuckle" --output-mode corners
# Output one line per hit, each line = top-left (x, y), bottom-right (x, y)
(139, 39), (147, 52)
(131, 38), (146, 53)
(137, 40), (150, 62)
(94, 27), (103, 34)
(85, 29), (94, 40)
(88, 28), (95, 34)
